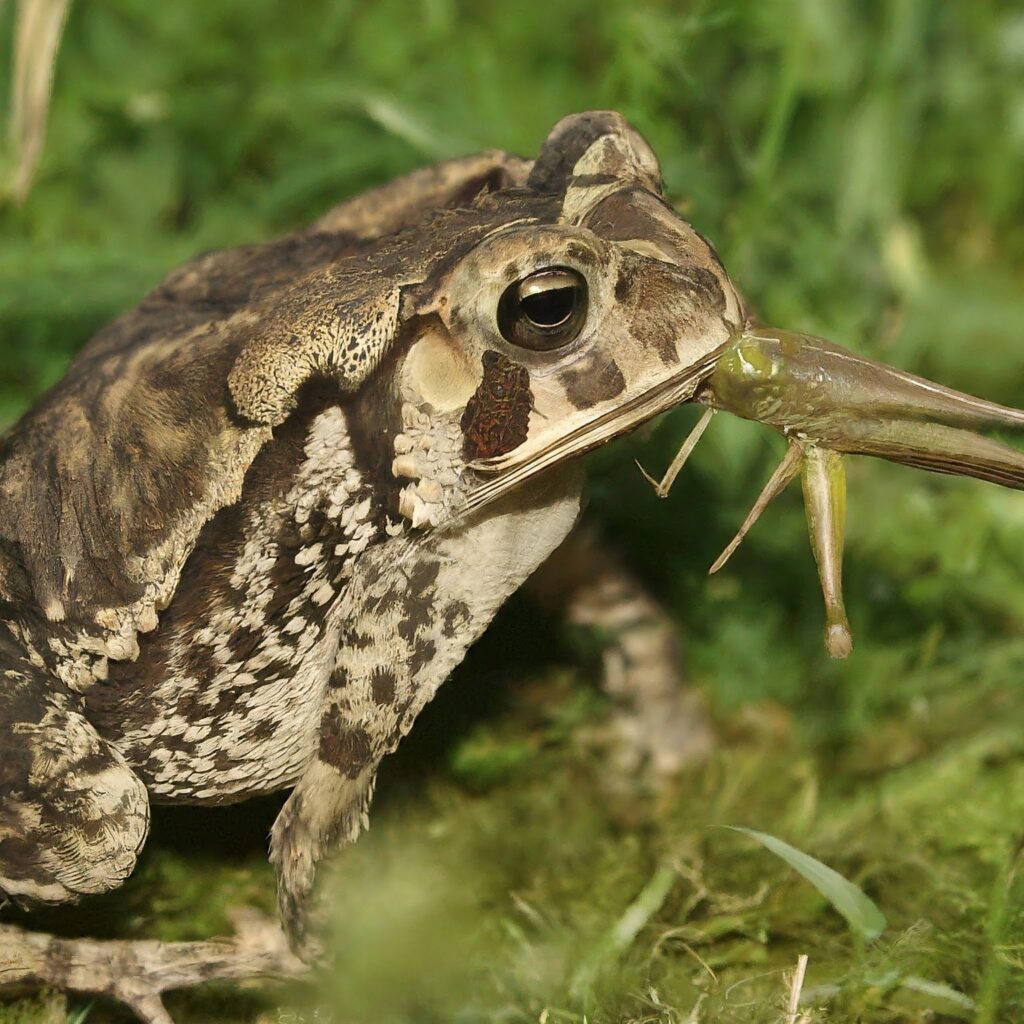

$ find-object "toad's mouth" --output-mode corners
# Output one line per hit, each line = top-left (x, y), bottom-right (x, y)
(466, 325), (1024, 658)
(461, 343), (728, 514)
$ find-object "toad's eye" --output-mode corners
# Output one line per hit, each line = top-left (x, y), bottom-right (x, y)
(497, 267), (588, 351)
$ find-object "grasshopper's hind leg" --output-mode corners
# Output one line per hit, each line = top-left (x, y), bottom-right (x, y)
(529, 522), (714, 776)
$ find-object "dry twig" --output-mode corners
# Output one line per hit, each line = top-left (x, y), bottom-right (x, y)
(0, 908), (307, 1024)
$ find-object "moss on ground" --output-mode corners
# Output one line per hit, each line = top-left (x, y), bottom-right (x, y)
(1, 1), (1023, 1021)
(3, 652), (1022, 1022)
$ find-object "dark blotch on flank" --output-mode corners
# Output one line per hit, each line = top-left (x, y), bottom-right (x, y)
(409, 637), (437, 674)
(178, 639), (216, 683)
(442, 600), (471, 637)
(319, 706), (372, 777)
(370, 667), (398, 706)
(398, 596), (433, 643)
(409, 560), (440, 594)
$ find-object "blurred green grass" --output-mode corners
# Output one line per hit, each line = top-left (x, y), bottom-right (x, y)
(1, 1), (1023, 1021)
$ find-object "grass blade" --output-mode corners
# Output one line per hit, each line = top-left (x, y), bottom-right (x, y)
(724, 826), (886, 941)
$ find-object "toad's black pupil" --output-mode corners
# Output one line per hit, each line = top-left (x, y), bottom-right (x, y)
(520, 286), (576, 328)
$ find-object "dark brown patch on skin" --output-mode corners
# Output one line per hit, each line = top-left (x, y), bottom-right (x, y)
(397, 565), (439, 644)
(678, 266), (726, 314)
(408, 560), (440, 595)
(409, 637), (437, 674)
(364, 587), (400, 617)
(585, 187), (678, 244)
(560, 356), (627, 410)
(460, 350), (533, 460)
(227, 625), (263, 663)
(614, 268), (634, 304)
(643, 320), (679, 367)
(318, 706), (371, 777)
(251, 658), (293, 684)
(243, 719), (277, 743)
(370, 668), (397, 706)
(398, 601), (432, 644)
(177, 640), (216, 683)
(442, 600), (471, 637)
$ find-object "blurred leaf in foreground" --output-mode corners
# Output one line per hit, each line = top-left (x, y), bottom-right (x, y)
(724, 826), (887, 941)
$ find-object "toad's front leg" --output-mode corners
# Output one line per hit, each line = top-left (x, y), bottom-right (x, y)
(271, 480), (584, 956)
(0, 643), (302, 1024)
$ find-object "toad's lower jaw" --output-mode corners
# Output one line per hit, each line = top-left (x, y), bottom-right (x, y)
(462, 343), (727, 514)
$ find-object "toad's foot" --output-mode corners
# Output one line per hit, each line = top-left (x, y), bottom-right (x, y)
(599, 683), (714, 778)
(0, 908), (307, 1024)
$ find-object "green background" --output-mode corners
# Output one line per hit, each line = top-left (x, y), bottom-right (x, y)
(1, 1), (1023, 1021)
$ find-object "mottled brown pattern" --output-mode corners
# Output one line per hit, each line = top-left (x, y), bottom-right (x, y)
(0, 111), (754, 1010)
(460, 350), (533, 460)
(0, 629), (148, 904)
(318, 708), (372, 777)
(0, 203), (518, 622)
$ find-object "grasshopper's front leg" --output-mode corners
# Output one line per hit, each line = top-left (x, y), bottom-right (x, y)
(530, 523), (713, 776)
